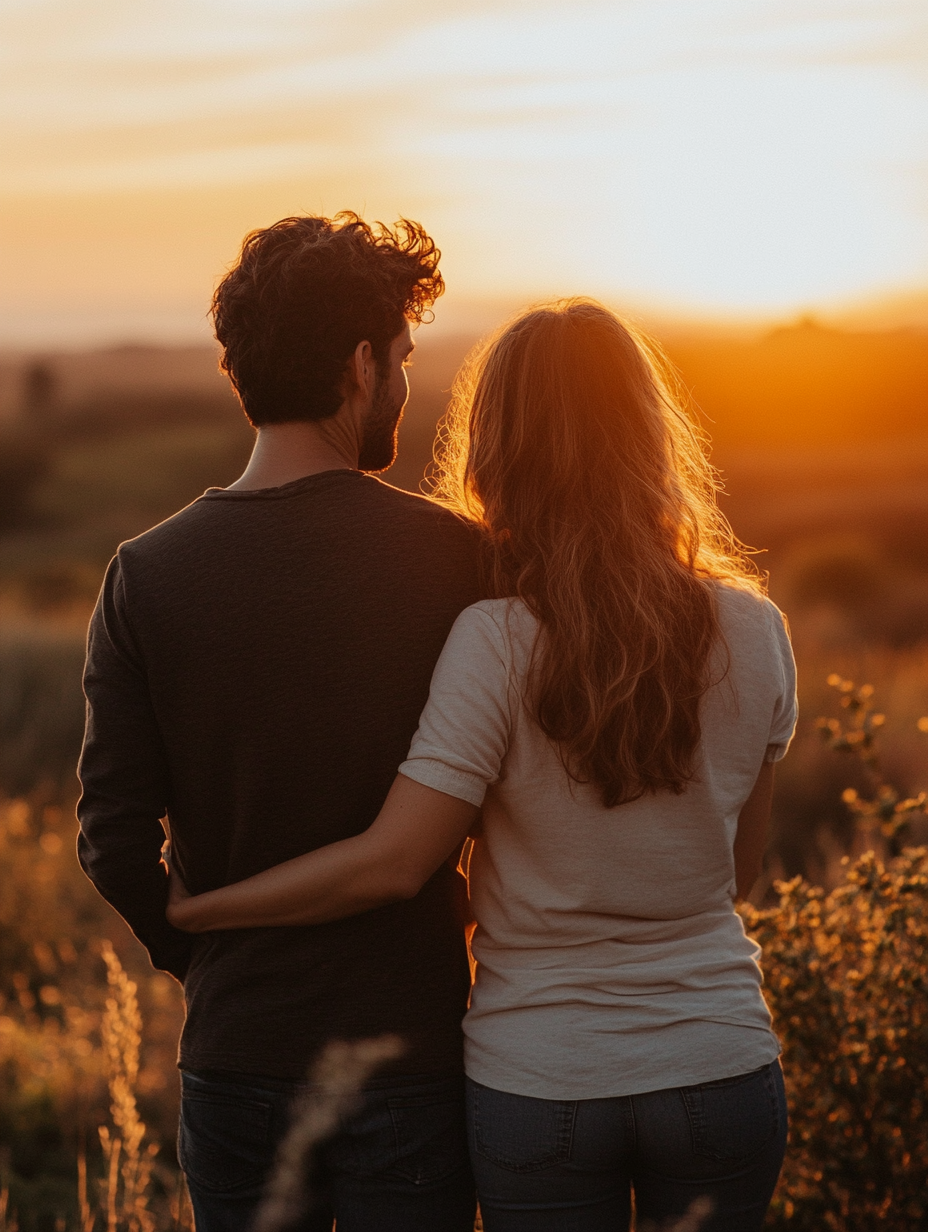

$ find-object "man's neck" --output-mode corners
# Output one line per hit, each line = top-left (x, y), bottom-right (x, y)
(227, 420), (359, 492)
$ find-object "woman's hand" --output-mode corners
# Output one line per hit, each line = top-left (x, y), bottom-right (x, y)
(163, 842), (196, 929)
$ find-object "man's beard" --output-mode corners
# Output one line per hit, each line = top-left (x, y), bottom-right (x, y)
(357, 371), (405, 472)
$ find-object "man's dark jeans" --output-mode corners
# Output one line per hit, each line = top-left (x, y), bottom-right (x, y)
(179, 1069), (476, 1232)
(467, 1060), (787, 1232)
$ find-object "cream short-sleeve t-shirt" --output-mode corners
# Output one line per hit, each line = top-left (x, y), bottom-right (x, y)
(399, 584), (798, 1100)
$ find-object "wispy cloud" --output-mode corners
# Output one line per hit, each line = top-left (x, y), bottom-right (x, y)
(0, 0), (925, 340)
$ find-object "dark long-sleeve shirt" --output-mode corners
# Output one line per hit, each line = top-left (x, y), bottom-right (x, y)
(78, 469), (483, 1078)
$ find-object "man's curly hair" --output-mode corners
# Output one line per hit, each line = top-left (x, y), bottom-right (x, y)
(211, 213), (443, 425)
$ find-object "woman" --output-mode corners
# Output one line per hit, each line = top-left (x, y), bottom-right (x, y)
(168, 299), (797, 1231)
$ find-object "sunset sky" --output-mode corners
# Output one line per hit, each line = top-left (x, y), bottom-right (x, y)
(1, 0), (926, 345)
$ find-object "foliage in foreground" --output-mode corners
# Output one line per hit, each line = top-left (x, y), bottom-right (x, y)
(743, 675), (928, 1230)
(744, 846), (928, 1230)
(0, 796), (185, 1231)
(0, 934), (190, 1232)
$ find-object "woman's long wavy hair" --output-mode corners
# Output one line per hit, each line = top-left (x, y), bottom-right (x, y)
(431, 299), (764, 807)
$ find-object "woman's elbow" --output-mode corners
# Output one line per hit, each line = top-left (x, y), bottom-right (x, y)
(373, 861), (428, 904)
(385, 875), (424, 903)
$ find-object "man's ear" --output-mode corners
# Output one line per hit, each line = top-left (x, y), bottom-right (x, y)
(345, 340), (374, 400)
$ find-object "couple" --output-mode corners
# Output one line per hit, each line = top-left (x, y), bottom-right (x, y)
(78, 213), (797, 1232)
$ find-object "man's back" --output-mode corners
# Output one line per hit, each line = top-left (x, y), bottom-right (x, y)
(79, 469), (482, 1078)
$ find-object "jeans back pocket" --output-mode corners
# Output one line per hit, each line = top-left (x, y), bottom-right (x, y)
(179, 1088), (273, 1194)
(681, 1062), (783, 1162)
(469, 1080), (576, 1173)
(386, 1087), (469, 1186)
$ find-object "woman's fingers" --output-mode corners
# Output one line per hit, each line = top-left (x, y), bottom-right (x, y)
(163, 841), (193, 907)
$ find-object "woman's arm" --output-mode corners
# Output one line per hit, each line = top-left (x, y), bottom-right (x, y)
(165, 774), (478, 932)
(733, 760), (776, 901)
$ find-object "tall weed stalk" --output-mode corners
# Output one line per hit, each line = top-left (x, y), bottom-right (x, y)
(95, 943), (158, 1232)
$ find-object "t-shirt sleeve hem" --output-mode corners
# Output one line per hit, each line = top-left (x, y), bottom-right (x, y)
(398, 759), (488, 808)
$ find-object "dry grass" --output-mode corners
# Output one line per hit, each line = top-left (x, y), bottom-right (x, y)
(0, 796), (185, 1231)
(94, 942), (159, 1232)
(0, 931), (190, 1232)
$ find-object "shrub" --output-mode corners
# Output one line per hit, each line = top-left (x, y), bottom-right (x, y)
(743, 677), (928, 1229)
(744, 847), (928, 1229)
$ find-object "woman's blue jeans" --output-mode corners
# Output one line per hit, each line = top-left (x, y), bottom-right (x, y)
(467, 1060), (787, 1232)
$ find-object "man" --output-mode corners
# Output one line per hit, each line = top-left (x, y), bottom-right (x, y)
(77, 214), (482, 1231)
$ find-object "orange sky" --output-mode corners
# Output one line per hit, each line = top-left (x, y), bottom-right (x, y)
(1, 0), (926, 345)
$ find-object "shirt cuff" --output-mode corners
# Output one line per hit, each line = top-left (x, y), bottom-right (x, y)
(398, 758), (489, 808)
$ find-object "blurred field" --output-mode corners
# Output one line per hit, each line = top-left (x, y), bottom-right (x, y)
(0, 319), (926, 1227)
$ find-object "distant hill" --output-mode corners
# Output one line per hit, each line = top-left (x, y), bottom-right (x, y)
(2, 320), (925, 447)
(662, 319), (928, 447)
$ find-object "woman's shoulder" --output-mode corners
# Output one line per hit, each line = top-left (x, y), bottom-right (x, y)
(456, 596), (534, 625)
(712, 582), (794, 681)
(466, 594), (528, 612)
(713, 581), (786, 632)
(450, 598), (539, 660)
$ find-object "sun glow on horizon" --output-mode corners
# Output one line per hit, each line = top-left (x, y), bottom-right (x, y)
(1, 0), (926, 345)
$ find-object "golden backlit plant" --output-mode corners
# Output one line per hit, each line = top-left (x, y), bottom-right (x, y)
(815, 674), (927, 846)
(0, 799), (189, 1231)
(740, 681), (928, 1230)
(92, 943), (158, 1232)
(743, 846), (928, 1230)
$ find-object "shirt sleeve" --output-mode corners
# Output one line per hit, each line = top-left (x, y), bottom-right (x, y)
(764, 601), (799, 763)
(77, 555), (194, 982)
(399, 605), (513, 808)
